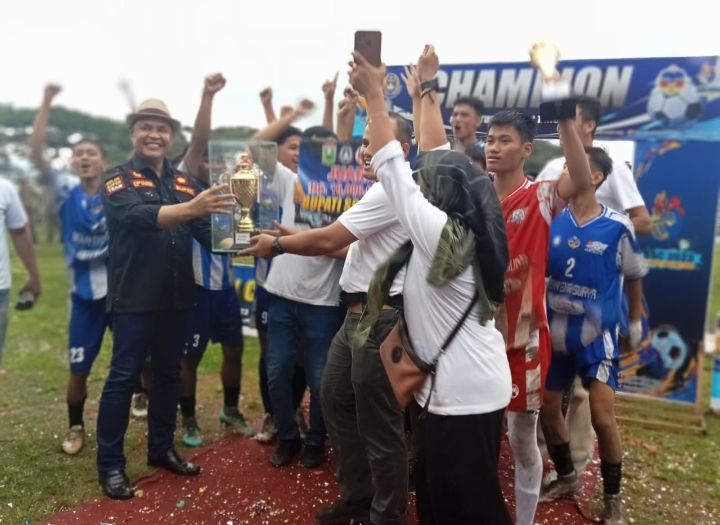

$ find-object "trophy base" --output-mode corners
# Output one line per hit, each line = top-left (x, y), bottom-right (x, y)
(541, 83), (572, 102)
(234, 232), (251, 245)
(237, 216), (255, 234)
(539, 97), (578, 122)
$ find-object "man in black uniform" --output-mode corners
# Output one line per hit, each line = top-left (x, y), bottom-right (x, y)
(96, 99), (234, 500)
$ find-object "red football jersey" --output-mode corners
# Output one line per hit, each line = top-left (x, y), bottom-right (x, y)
(496, 179), (560, 349)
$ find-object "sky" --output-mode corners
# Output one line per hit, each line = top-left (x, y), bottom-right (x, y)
(1, 0), (717, 163)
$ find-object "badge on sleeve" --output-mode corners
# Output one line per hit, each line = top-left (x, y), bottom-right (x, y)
(104, 176), (127, 196)
(174, 174), (197, 197)
(175, 184), (197, 197)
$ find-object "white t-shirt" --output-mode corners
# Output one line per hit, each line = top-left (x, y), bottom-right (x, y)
(264, 164), (343, 307)
(338, 180), (408, 296)
(255, 162), (297, 287)
(0, 178), (29, 290)
(372, 141), (511, 416)
(536, 156), (646, 213)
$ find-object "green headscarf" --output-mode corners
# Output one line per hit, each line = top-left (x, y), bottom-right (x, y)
(355, 149), (508, 349)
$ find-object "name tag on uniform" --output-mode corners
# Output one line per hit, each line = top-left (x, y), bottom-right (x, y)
(132, 179), (156, 189)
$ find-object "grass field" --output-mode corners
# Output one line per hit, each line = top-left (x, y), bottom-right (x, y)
(0, 242), (718, 524)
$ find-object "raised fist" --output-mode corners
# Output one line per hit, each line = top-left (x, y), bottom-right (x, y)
(44, 84), (62, 101)
(259, 87), (273, 105)
(204, 73), (226, 95)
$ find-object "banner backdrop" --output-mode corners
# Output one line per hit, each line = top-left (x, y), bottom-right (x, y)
(233, 262), (256, 328)
(619, 140), (720, 404)
(296, 139), (369, 228)
(386, 56), (720, 140)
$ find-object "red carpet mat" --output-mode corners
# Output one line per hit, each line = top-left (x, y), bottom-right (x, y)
(44, 437), (599, 524)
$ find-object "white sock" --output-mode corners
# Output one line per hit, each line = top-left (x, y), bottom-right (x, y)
(508, 411), (543, 525)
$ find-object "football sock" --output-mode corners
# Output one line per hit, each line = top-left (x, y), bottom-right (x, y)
(180, 396), (196, 419)
(68, 398), (86, 428)
(223, 386), (240, 409)
(547, 441), (575, 477)
(507, 411), (543, 525)
(601, 460), (622, 495)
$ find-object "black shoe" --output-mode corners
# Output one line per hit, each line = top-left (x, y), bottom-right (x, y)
(269, 438), (301, 467)
(316, 497), (372, 524)
(99, 470), (134, 500)
(148, 448), (201, 475)
(300, 443), (325, 469)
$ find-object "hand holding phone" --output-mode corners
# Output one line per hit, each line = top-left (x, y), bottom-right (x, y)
(354, 31), (382, 67)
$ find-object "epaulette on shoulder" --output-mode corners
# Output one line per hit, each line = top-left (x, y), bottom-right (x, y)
(102, 165), (126, 181)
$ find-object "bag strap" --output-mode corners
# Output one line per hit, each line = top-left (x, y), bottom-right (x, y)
(433, 290), (479, 366)
(420, 291), (479, 419)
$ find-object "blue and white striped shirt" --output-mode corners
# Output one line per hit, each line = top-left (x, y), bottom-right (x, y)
(547, 206), (647, 356)
(54, 171), (108, 300)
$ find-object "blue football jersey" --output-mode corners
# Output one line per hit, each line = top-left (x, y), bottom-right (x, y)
(56, 175), (109, 301)
(547, 206), (646, 360)
(192, 240), (234, 291)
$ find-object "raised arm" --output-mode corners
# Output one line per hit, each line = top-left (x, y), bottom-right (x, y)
(28, 84), (61, 182)
(336, 88), (358, 142)
(555, 117), (593, 200)
(259, 87), (277, 124)
(401, 64), (422, 146)
(350, 48), (446, 259)
(322, 72), (339, 131)
(183, 73), (226, 183)
(416, 47), (447, 151)
(253, 99), (315, 141)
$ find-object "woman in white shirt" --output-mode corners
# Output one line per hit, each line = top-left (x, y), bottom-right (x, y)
(350, 47), (512, 524)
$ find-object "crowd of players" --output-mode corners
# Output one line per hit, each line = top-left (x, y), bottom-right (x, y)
(0, 42), (654, 525)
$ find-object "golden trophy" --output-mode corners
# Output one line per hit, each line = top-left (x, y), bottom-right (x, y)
(230, 153), (260, 239)
(529, 41), (575, 120)
(209, 140), (277, 252)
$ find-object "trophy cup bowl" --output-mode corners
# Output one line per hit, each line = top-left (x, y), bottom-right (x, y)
(529, 41), (560, 81)
(530, 40), (574, 120)
(230, 166), (259, 235)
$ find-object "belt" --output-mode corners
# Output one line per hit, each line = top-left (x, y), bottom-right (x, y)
(341, 291), (403, 314)
(347, 303), (399, 314)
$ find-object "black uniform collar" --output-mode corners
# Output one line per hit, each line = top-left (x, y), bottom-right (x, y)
(130, 155), (174, 179)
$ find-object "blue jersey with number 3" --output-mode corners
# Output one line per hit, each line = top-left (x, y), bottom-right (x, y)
(547, 206), (646, 357)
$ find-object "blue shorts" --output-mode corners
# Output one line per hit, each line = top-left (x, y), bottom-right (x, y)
(546, 331), (619, 391)
(68, 295), (110, 373)
(254, 285), (271, 332)
(185, 285), (244, 357)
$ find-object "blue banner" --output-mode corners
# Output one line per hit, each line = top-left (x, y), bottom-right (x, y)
(296, 139), (370, 228)
(619, 140), (720, 404)
(386, 56), (720, 141)
(233, 262), (256, 328)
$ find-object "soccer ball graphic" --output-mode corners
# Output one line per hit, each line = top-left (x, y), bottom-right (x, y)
(646, 65), (703, 127)
(650, 326), (687, 372)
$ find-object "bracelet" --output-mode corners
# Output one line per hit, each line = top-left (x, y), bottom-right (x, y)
(271, 237), (285, 256)
(419, 78), (438, 102)
(419, 78), (439, 93)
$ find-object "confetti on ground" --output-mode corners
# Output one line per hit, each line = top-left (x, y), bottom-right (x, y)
(43, 435), (599, 524)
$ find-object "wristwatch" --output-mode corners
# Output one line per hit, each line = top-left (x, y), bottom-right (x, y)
(271, 237), (285, 256)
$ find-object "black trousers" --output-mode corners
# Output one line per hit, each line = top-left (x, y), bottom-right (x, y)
(321, 309), (407, 525)
(416, 407), (511, 525)
(97, 310), (190, 473)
